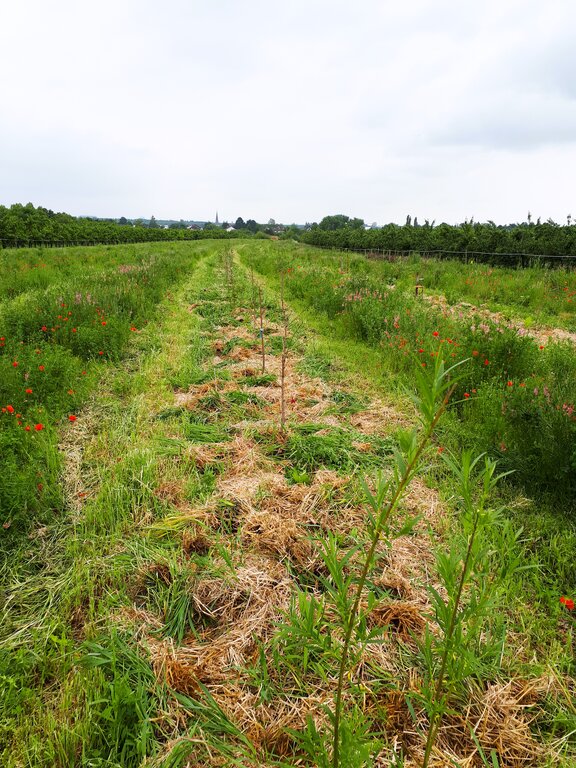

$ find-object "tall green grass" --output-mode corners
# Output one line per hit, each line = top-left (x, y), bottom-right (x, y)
(0, 242), (210, 546)
(240, 242), (576, 504)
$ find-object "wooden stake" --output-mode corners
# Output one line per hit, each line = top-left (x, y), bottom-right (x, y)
(251, 267), (257, 328)
(280, 270), (287, 432)
(229, 249), (236, 304)
(259, 286), (265, 373)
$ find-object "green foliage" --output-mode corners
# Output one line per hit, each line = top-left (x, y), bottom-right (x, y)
(226, 389), (265, 406)
(297, 349), (334, 379)
(240, 372), (277, 386)
(303, 216), (576, 262)
(274, 427), (394, 473)
(242, 242), (576, 502)
(3, 241), (575, 768)
(0, 202), (241, 247)
(78, 631), (162, 766)
(418, 452), (513, 767)
(328, 390), (367, 414)
(141, 562), (198, 643)
(183, 421), (229, 443)
(0, 241), (205, 544)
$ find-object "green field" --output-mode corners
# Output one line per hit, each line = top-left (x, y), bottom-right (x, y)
(1, 240), (574, 767)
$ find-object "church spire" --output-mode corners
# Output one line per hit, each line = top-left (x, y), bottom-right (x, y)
(215, 211), (219, 225)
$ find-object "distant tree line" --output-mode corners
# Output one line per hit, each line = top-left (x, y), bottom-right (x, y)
(6, 204), (575, 261)
(0, 204), (237, 247)
(301, 214), (576, 260)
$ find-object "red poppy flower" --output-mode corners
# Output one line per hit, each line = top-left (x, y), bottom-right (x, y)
(98, 351), (103, 355)
(6, 405), (14, 414)
(12, 361), (18, 368)
(464, 393), (470, 398)
(101, 321), (107, 326)
(484, 359), (490, 366)
(507, 381), (513, 387)
(68, 415), (77, 422)
(25, 388), (33, 394)
(560, 596), (574, 610)
(34, 423), (44, 431)
(418, 348), (424, 353)
(41, 326), (47, 332)
(39, 365), (45, 371)
(25, 425), (31, 431)
(432, 331), (439, 337)
(472, 350), (479, 357)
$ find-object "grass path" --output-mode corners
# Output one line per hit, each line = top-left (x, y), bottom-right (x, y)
(3, 246), (573, 767)
(2, 249), (217, 765)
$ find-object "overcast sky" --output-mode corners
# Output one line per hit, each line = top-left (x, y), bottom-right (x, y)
(1, 0), (574, 225)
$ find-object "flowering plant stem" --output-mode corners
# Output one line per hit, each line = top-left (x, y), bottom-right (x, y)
(331, 353), (461, 768)
(421, 451), (510, 768)
(421, 516), (478, 767)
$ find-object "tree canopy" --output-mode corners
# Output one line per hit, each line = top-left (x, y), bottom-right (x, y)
(0, 204), (238, 246)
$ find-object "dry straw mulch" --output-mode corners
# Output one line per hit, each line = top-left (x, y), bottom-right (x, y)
(135, 309), (558, 767)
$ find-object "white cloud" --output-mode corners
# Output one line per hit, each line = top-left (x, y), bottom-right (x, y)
(0, 0), (574, 223)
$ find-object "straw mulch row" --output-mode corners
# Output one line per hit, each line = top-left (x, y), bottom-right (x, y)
(128, 299), (555, 767)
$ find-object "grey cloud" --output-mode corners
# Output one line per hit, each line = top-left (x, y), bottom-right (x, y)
(432, 93), (576, 150)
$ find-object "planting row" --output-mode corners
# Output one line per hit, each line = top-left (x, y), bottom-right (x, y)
(0, 242), (208, 544)
(241, 242), (576, 503)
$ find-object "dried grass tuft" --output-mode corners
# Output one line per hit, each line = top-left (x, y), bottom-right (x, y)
(182, 527), (212, 556)
(349, 400), (411, 434)
(382, 677), (552, 768)
(242, 509), (315, 567)
(155, 480), (184, 504)
(367, 600), (426, 641)
(229, 345), (256, 361)
(160, 652), (201, 697)
(168, 557), (293, 674)
(175, 381), (237, 410)
(373, 571), (413, 599)
(185, 443), (226, 470)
